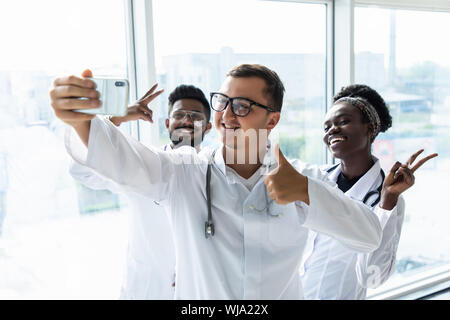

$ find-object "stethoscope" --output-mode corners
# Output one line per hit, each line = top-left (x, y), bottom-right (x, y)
(205, 159), (215, 238)
(362, 169), (385, 207)
(204, 149), (280, 239)
(326, 164), (385, 207)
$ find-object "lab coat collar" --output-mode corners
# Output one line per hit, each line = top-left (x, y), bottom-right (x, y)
(212, 142), (278, 185)
(328, 156), (382, 202)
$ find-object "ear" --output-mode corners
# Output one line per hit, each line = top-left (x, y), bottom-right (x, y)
(266, 112), (280, 130)
(204, 122), (212, 134)
(366, 123), (373, 135)
(366, 123), (375, 142)
(165, 118), (170, 129)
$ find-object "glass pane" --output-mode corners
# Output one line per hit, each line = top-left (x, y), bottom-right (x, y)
(151, 0), (327, 164)
(0, 0), (128, 298)
(355, 7), (450, 294)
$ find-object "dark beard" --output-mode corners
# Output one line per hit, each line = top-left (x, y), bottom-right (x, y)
(170, 129), (205, 148)
(171, 136), (195, 148)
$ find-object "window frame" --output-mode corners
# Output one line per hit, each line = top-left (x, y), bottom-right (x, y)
(350, 0), (450, 299)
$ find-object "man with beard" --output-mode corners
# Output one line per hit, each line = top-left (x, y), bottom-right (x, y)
(69, 82), (211, 299)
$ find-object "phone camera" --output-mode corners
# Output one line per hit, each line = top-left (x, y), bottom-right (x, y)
(115, 81), (125, 87)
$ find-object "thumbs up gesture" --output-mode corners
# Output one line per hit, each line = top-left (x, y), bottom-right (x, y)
(264, 144), (310, 205)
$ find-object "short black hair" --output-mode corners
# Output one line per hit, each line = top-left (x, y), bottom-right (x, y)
(168, 84), (211, 121)
(227, 64), (285, 112)
(333, 84), (392, 133)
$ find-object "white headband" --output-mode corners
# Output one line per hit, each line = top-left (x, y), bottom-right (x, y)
(335, 96), (381, 139)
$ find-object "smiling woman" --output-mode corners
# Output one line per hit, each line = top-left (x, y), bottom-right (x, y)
(302, 84), (406, 300)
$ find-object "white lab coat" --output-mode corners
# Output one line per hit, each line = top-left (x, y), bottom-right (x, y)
(69, 145), (176, 300)
(65, 116), (384, 299)
(300, 158), (405, 299)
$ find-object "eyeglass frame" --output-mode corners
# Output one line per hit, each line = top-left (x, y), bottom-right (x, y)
(169, 109), (207, 122)
(210, 92), (277, 117)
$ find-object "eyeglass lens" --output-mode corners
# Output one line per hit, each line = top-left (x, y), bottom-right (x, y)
(171, 110), (205, 121)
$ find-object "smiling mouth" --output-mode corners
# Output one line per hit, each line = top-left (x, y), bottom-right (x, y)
(175, 126), (194, 132)
(328, 136), (347, 146)
(221, 123), (240, 131)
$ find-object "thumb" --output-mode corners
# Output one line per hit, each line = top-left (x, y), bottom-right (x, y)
(274, 143), (289, 167)
(81, 69), (93, 78)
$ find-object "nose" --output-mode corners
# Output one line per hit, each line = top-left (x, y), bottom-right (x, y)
(221, 102), (236, 122)
(181, 113), (194, 125)
(323, 123), (339, 144)
(328, 123), (340, 135)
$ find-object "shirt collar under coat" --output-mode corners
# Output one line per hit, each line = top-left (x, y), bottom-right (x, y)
(212, 142), (278, 186)
(211, 142), (287, 216)
(327, 156), (383, 204)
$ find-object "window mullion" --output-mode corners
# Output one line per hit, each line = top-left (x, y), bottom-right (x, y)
(128, 0), (160, 146)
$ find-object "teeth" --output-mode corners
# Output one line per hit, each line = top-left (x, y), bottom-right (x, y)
(223, 124), (240, 129)
(330, 137), (346, 145)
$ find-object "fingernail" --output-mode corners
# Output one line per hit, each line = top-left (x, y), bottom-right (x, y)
(90, 90), (99, 98)
(91, 100), (99, 107)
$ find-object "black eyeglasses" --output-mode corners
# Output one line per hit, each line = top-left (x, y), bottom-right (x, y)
(210, 92), (276, 117)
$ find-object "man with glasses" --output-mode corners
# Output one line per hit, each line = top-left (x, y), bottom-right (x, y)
(68, 83), (211, 299)
(51, 64), (385, 299)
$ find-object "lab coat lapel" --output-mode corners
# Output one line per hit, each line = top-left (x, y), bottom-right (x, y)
(345, 157), (381, 202)
(327, 157), (382, 203)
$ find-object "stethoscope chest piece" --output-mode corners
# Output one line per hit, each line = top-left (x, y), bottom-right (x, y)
(205, 221), (215, 238)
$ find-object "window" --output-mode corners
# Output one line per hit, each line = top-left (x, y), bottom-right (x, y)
(0, 0), (129, 298)
(354, 6), (450, 297)
(150, 0), (328, 164)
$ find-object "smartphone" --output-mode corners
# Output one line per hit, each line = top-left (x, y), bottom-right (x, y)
(75, 78), (129, 116)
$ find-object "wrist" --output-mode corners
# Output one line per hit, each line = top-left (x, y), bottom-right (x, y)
(71, 119), (91, 130)
(379, 191), (399, 210)
(109, 116), (122, 126)
(295, 175), (310, 205)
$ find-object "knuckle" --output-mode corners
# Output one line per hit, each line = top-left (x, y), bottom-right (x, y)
(60, 99), (70, 109)
(67, 75), (77, 83)
(61, 85), (71, 96)
(49, 88), (56, 99)
(51, 99), (63, 110)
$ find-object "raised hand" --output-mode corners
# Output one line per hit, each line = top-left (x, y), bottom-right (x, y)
(264, 144), (309, 205)
(380, 149), (438, 210)
(50, 69), (99, 126)
(110, 84), (164, 126)
(50, 69), (100, 146)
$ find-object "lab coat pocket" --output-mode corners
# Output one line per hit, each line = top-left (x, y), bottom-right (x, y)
(268, 203), (302, 247)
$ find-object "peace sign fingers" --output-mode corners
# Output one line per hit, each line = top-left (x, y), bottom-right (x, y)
(406, 149), (424, 168)
(410, 152), (439, 173)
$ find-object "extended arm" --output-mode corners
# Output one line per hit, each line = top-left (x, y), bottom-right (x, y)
(265, 145), (382, 253)
(355, 196), (405, 288)
(355, 149), (437, 287)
